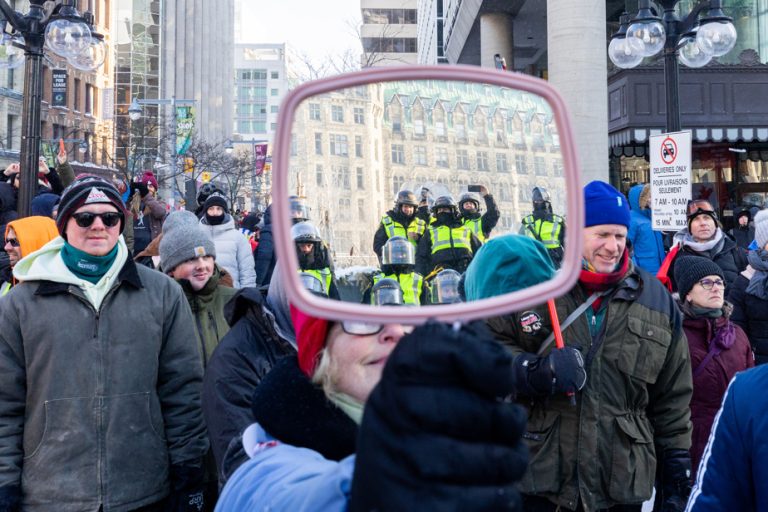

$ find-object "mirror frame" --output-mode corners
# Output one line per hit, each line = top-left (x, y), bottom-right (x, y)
(273, 65), (583, 324)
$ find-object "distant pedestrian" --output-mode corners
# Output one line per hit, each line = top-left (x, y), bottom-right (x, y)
(199, 193), (256, 288)
(628, 184), (666, 274)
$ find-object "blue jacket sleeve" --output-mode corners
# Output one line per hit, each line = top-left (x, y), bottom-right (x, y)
(685, 373), (753, 512)
(215, 427), (354, 512)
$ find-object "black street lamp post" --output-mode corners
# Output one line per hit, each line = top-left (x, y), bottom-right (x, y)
(609, 0), (737, 133)
(0, 0), (106, 216)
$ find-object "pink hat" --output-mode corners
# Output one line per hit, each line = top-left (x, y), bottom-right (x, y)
(139, 171), (158, 190)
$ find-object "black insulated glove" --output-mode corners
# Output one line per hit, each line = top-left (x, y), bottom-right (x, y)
(349, 320), (528, 512)
(165, 464), (205, 512)
(659, 449), (692, 512)
(513, 346), (587, 396)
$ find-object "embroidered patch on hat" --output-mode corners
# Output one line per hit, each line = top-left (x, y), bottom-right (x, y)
(84, 187), (110, 204)
(194, 246), (207, 257)
(520, 311), (543, 334)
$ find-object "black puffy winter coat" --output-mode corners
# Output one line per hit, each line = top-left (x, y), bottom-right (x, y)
(201, 287), (295, 476)
(669, 234), (746, 292)
(729, 271), (768, 365)
(253, 206), (276, 287)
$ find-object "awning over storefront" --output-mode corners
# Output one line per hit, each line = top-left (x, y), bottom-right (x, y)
(610, 127), (768, 149)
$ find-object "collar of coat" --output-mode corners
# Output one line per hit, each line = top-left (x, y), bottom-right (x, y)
(34, 256), (143, 296)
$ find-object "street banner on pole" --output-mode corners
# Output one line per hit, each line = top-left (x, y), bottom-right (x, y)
(254, 143), (268, 177)
(52, 70), (67, 107)
(650, 130), (692, 231)
(176, 106), (195, 156)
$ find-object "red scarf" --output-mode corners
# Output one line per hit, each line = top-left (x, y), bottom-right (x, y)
(579, 249), (630, 310)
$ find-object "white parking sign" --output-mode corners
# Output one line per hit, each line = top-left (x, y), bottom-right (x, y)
(650, 131), (692, 231)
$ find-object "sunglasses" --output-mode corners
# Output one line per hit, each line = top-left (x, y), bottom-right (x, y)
(4, 238), (19, 247)
(341, 320), (384, 336)
(698, 278), (725, 291)
(71, 211), (122, 228)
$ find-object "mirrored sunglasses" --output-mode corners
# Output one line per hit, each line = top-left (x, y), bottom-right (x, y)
(341, 320), (384, 336)
(4, 238), (19, 247)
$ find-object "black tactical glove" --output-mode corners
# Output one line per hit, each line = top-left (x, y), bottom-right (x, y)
(659, 449), (692, 512)
(0, 485), (20, 512)
(165, 464), (205, 512)
(513, 346), (587, 396)
(349, 321), (528, 512)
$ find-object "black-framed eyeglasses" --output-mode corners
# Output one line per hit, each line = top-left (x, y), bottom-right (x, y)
(71, 211), (122, 228)
(698, 278), (725, 291)
(4, 238), (19, 247)
(341, 320), (384, 336)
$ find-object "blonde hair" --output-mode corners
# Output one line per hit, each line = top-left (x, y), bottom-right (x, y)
(311, 346), (340, 398)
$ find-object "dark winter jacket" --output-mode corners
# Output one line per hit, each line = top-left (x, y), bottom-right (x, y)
(679, 301), (753, 476)
(415, 217), (482, 276)
(0, 253), (208, 511)
(729, 208), (755, 252)
(179, 265), (238, 365)
(460, 193), (500, 239)
(253, 205), (276, 287)
(201, 286), (295, 476)
(687, 365), (768, 511)
(628, 184), (666, 274)
(729, 268), (768, 365)
(668, 230), (747, 292)
(487, 262), (692, 511)
(372, 208), (424, 258)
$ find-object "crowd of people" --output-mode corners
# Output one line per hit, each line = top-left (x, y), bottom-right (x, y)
(0, 168), (767, 512)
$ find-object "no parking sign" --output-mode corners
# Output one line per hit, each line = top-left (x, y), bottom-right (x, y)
(650, 131), (692, 231)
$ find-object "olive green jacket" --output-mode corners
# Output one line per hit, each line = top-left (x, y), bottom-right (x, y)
(487, 264), (692, 511)
(180, 266), (238, 366)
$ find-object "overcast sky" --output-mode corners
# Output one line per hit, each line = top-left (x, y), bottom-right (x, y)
(238, 1), (363, 64)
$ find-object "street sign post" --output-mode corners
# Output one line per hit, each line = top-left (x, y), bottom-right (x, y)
(650, 130), (692, 231)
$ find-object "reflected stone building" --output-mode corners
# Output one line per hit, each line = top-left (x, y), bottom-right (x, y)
(290, 80), (565, 266)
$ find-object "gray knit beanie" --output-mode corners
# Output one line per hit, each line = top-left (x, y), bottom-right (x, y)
(162, 209), (199, 234)
(159, 211), (216, 273)
(754, 209), (768, 250)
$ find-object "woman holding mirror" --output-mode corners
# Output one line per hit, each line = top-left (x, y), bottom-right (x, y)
(215, 309), (528, 511)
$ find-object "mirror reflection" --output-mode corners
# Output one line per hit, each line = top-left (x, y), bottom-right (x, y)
(286, 79), (568, 305)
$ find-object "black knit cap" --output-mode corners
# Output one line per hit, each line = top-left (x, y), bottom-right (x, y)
(674, 255), (725, 300)
(203, 192), (229, 213)
(56, 174), (128, 236)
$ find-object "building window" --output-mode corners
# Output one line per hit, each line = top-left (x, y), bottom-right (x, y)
(309, 103), (321, 120)
(414, 145), (427, 166)
(316, 164), (323, 186)
(354, 107), (364, 124)
(435, 121), (445, 137)
(271, 71), (279, 79)
(476, 151), (489, 171)
(392, 116), (402, 133)
(534, 156), (546, 176)
(85, 84), (94, 115)
(355, 135), (363, 157)
(456, 149), (470, 170)
(391, 144), (405, 164)
(331, 105), (344, 122)
(335, 166), (351, 189)
(552, 159), (563, 177)
(393, 175), (405, 195)
(496, 153), (509, 173)
(270, 88), (278, 96)
(330, 134), (349, 156)
(435, 147), (449, 168)
(515, 154), (528, 174)
(6, 115), (16, 150)
(315, 133), (322, 155)
(358, 198), (366, 220)
(270, 122), (277, 130)
(270, 105), (278, 113)
(73, 78), (81, 111)
(414, 119), (424, 136)
(291, 137), (297, 156)
(357, 167), (364, 189)
(455, 123), (466, 141)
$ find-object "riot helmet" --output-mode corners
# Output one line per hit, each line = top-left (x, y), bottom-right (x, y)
(372, 278), (404, 306)
(430, 269), (463, 304)
(292, 221), (322, 268)
(289, 195), (309, 224)
(431, 195), (458, 215)
(381, 236), (415, 266)
(298, 272), (326, 296)
(458, 192), (482, 214)
(532, 187), (552, 212)
(395, 190), (419, 218)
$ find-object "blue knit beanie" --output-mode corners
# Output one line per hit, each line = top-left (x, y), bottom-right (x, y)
(463, 234), (555, 301)
(584, 181), (630, 228)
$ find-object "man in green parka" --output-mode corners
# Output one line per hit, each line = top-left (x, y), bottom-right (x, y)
(480, 181), (693, 512)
